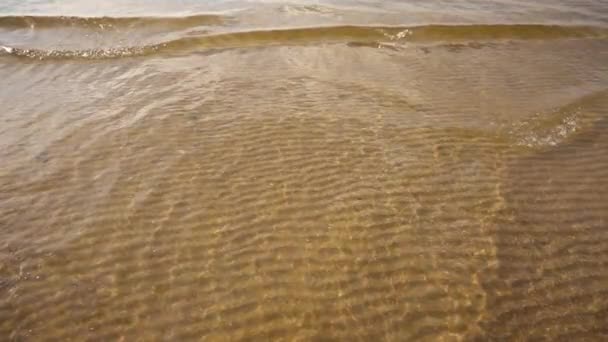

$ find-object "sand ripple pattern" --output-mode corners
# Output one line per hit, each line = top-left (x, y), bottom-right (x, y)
(1, 20), (608, 341)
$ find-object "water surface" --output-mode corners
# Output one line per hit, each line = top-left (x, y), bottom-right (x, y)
(1, 1), (608, 340)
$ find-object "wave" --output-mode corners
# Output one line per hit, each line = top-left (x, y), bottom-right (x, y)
(0, 44), (159, 59)
(0, 14), (229, 29)
(508, 89), (608, 148)
(2, 24), (607, 61)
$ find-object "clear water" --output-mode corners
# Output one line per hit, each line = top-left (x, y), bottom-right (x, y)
(1, 1), (607, 340)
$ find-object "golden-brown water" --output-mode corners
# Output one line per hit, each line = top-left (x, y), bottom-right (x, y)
(1, 1), (608, 340)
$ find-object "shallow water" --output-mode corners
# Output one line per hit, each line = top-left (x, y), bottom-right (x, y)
(1, 1), (608, 340)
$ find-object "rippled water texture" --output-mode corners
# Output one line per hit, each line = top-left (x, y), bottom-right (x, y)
(1, 1), (608, 340)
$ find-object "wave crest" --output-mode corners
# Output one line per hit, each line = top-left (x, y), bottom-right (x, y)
(2, 24), (606, 61)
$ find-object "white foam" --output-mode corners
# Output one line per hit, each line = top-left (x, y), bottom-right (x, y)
(1, 45), (14, 54)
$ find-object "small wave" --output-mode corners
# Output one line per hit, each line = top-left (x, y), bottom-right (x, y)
(510, 89), (608, 148)
(0, 45), (159, 59)
(0, 14), (229, 30)
(2, 24), (606, 61)
(279, 4), (338, 15)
